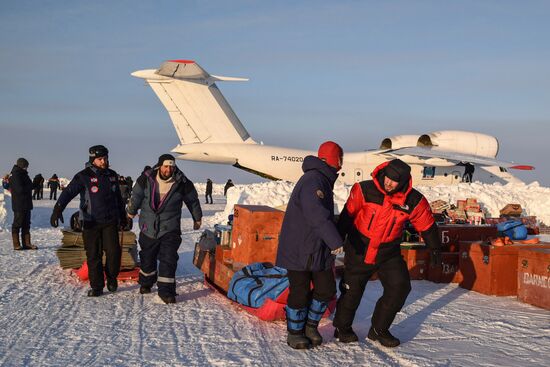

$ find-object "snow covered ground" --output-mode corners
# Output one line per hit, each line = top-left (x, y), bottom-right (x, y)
(0, 184), (549, 366)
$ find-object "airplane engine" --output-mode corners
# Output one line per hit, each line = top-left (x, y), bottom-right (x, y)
(380, 135), (421, 149)
(417, 130), (499, 158)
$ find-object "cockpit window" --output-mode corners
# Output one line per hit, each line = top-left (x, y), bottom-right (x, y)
(499, 167), (508, 172)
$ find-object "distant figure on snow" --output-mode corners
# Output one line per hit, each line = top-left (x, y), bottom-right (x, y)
(10, 158), (37, 250)
(32, 173), (44, 200)
(223, 179), (234, 196)
(47, 174), (60, 200)
(205, 178), (213, 204)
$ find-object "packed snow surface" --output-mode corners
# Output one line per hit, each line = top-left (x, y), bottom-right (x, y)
(0, 183), (549, 366)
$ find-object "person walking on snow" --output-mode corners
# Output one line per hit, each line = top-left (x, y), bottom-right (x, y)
(47, 174), (60, 200)
(50, 145), (127, 297)
(205, 178), (213, 204)
(333, 158), (442, 347)
(9, 158), (37, 250)
(127, 154), (202, 304)
(275, 141), (345, 349)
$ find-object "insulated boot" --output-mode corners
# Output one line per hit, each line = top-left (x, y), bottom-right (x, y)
(87, 289), (103, 297)
(285, 306), (311, 349)
(107, 278), (118, 292)
(159, 295), (176, 304)
(12, 233), (23, 251)
(139, 286), (151, 294)
(334, 327), (359, 343)
(304, 299), (329, 347)
(23, 233), (37, 250)
(367, 327), (400, 347)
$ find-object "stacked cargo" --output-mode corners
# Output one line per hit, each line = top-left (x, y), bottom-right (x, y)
(56, 229), (138, 270)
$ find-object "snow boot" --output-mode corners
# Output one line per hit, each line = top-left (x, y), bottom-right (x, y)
(334, 327), (359, 343)
(139, 286), (151, 294)
(305, 299), (329, 347)
(367, 327), (400, 347)
(286, 306), (311, 349)
(107, 278), (118, 292)
(23, 233), (37, 250)
(87, 289), (103, 297)
(12, 232), (23, 251)
(160, 295), (176, 304)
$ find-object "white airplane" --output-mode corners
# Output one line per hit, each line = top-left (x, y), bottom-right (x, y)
(132, 60), (534, 186)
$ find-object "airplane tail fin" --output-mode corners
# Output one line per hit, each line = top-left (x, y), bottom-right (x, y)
(132, 60), (253, 145)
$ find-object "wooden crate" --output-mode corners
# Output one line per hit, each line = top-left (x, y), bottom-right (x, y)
(231, 205), (285, 264)
(400, 244), (430, 280)
(428, 252), (461, 283)
(458, 241), (550, 296)
(193, 243), (236, 293)
(517, 247), (550, 310)
(435, 225), (498, 252)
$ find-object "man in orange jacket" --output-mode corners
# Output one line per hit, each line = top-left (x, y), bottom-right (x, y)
(333, 159), (441, 347)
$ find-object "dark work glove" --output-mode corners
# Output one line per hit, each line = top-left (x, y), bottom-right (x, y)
(50, 204), (64, 228)
(430, 248), (442, 267)
(193, 220), (202, 230)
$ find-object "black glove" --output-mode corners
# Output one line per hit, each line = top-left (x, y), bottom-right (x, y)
(430, 248), (442, 267)
(193, 220), (202, 230)
(50, 204), (64, 228)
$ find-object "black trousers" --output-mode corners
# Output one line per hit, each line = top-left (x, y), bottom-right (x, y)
(287, 268), (336, 310)
(205, 193), (212, 204)
(138, 232), (182, 297)
(50, 188), (57, 200)
(333, 245), (411, 331)
(12, 210), (31, 236)
(82, 222), (121, 290)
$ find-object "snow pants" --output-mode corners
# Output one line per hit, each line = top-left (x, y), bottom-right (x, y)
(333, 250), (411, 331)
(138, 231), (182, 297)
(82, 221), (121, 291)
(50, 188), (57, 200)
(12, 210), (31, 238)
(287, 268), (336, 309)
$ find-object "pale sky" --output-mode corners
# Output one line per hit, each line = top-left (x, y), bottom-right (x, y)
(1, 1), (549, 185)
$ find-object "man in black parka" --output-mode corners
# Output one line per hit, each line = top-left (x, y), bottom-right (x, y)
(275, 141), (344, 349)
(205, 178), (213, 204)
(50, 145), (126, 297)
(10, 158), (37, 250)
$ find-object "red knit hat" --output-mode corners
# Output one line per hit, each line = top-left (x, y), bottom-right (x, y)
(318, 141), (344, 170)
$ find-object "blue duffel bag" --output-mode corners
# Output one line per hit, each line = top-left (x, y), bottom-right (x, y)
(497, 220), (528, 240)
(227, 262), (289, 308)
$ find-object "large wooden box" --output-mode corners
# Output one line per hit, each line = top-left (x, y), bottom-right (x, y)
(436, 225), (498, 252)
(458, 241), (550, 296)
(231, 205), (285, 265)
(428, 252), (461, 283)
(400, 244), (430, 280)
(517, 248), (550, 310)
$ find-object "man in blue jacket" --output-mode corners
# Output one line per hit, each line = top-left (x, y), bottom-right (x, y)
(276, 141), (344, 349)
(127, 154), (202, 304)
(50, 145), (126, 297)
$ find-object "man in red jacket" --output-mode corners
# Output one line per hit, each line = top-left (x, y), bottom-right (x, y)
(333, 159), (441, 347)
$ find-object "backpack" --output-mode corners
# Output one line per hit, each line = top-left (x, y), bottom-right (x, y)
(227, 262), (289, 308)
(497, 220), (528, 240)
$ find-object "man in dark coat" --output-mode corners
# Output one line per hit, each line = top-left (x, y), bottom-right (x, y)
(275, 141), (344, 349)
(223, 179), (234, 196)
(127, 154), (202, 304)
(50, 145), (126, 297)
(205, 178), (213, 204)
(47, 174), (60, 200)
(9, 158), (37, 250)
(333, 159), (442, 347)
(32, 174), (43, 200)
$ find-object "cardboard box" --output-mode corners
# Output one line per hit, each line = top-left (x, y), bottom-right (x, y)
(517, 247), (550, 310)
(231, 205), (285, 264)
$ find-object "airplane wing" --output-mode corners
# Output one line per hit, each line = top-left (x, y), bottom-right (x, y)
(381, 147), (534, 170)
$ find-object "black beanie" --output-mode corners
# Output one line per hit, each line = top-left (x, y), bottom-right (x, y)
(385, 159), (411, 184)
(157, 154), (176, 167)
(89, 145), (109, 162)
(16, 157), (29, 169)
